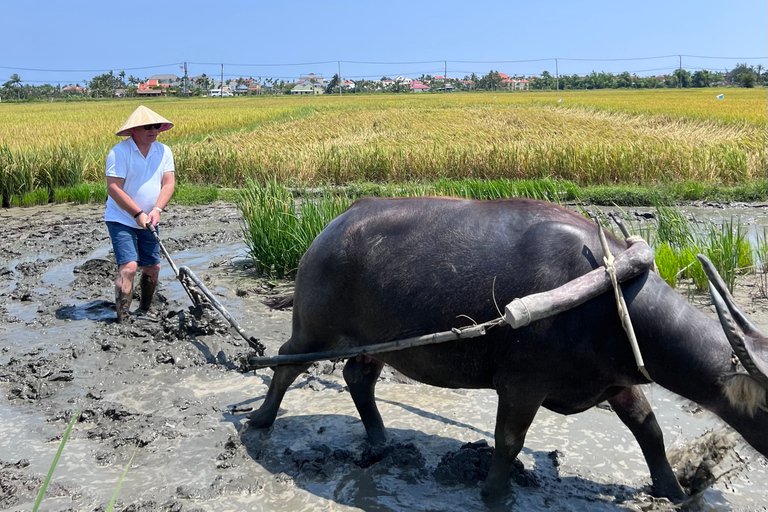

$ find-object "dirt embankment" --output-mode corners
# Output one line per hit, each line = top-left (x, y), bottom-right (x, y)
(0, 201), (766, 512)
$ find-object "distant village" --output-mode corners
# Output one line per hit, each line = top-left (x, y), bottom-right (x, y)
(60, 72), (531, 98)
(3, 63), (760, 101)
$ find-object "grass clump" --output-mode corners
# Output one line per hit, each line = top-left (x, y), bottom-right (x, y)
(54, 182), (107, 204)
(756, 229), (768, 298)
(648, 202), (754, 293)
(238, 179), (350, 278)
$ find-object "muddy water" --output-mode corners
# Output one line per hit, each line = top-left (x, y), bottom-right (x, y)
(0, 202), (767, 512)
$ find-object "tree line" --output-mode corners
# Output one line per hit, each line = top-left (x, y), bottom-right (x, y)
(1, 63), (764, 101)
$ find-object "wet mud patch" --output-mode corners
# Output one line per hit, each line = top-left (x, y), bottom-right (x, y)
(0, 350), (74, 401)
(0, 459), (84, 510)
(71, 258), (117, 290)
(68, 401), (184, 450)
(668, 428), (745, 495)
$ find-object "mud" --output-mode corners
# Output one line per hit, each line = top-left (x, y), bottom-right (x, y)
(0, 201), (766, 511)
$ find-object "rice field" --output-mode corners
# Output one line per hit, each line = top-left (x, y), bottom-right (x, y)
(0, 89), (765, 205)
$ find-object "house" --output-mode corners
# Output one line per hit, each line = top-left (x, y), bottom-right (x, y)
(291, 82), (325, 95)
(61, 86), (85, 93)
(209, 86), (234, 97)
(147, 74), (179, 85)
(137, 80), (164, 96)
(410, 81), (430, 92)
(297, 73), (327, 86)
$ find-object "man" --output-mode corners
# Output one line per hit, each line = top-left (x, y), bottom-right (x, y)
(105, 105), (175, 323)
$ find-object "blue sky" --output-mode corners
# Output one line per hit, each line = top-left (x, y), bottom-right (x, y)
(3, 0), (766, 85)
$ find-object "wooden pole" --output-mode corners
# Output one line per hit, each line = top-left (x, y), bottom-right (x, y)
(247, 323), (493, 369)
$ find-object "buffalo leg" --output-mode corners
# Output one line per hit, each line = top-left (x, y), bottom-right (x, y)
(246, 362), (310, 429)
(344, 355), (387, 445)
(482, 387), (544, 503)
(608, 386), (687, 503)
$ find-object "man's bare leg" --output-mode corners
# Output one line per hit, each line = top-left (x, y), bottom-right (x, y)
(139, 264), (160, 310)
(115, 261), (138, 323)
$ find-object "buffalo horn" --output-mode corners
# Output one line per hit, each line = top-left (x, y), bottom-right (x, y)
(699, 255), (768, 390)
(698, 254), (763, 337)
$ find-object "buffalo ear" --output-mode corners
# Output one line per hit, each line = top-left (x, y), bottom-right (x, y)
(722, 374), (767, 417)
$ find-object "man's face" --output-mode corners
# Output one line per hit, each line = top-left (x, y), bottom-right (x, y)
(130, 124), (161, 145)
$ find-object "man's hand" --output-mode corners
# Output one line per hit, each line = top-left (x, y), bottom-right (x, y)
(135, 211), (150, 229)
(146, 208), (161, 227)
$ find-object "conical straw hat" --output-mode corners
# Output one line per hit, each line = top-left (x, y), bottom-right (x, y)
(116, 105), (174, 136)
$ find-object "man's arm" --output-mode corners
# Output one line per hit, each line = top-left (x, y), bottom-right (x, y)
(146, 172), (175, 227)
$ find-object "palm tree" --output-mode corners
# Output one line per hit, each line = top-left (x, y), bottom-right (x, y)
(3, 74), (22, 99)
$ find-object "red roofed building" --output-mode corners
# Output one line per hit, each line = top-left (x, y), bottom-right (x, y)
(137, 80), (165, 96)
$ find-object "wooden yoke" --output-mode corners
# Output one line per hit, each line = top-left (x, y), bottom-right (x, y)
(503, 238), (654, 329)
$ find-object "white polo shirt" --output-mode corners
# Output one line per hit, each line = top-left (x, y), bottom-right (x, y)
(104, 137), (175, 226)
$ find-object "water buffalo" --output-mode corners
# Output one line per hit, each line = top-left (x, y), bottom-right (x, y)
(245, 196), (767, 503)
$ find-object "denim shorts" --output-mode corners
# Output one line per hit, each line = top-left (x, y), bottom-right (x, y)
(106, 222), (161, 267)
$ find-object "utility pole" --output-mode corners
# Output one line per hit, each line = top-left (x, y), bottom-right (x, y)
(678, 55), (682, 88)
(183, 62), (188, 96)
(444, 60), (447, 91)
(555, 58), (559, 92)
(221, 64), (224, 93)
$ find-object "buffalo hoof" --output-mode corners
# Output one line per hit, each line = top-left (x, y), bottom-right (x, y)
(480, 479), (512, 507)
(243, 408), (277, 431)
(655, 483), (688, 504)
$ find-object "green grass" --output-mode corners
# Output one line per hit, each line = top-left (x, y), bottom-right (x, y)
(238, 179), (351, 278)
(33, 405), (82, 512)
(756, 228), (768, 298)
(647, 206), (755, 293)
(0, 178), (764, 210)
(31, 403), (135, 512)
(53, 182), (107, 204)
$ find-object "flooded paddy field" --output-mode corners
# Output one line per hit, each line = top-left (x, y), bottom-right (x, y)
(0, 201), (766, 512)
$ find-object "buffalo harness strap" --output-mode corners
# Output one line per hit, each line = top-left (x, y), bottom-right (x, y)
(598, 225), (652, 381)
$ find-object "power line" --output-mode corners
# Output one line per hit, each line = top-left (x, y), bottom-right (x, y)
(0, 63), (182, 73)
(188, 61), (337, 67)
(3, 55), (764, 75)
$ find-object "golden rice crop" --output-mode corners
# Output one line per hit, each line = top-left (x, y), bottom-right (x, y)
(0, 89), (765, 199)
